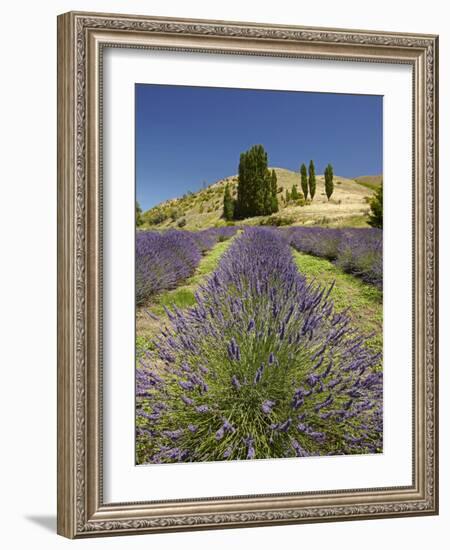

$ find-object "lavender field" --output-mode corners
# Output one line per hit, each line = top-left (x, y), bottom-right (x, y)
(135, 226), (383, 464)
(287, 227), (382, 288)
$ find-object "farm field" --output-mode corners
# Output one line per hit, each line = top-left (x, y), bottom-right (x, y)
(136, 226), (383, 464)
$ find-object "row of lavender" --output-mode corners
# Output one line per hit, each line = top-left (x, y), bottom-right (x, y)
(136, 227), (382, 464)
(286, 227), (383, 289)
(136, 227), (237, 306)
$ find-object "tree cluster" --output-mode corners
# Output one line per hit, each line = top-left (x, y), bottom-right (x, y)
(223, 147), (338, 220)
(225, 145), (278, 220)
(299, 160), (334, 201)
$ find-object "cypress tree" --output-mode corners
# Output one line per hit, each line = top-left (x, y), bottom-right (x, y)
(291, 184), (299, 201)
(270, 169), (279, 213)
(300, 163), (308, 199)
(223, 183), (234, 221)
(308, 160), (316, 200)
(285, 189), (291, 203)
(324, 164), (334, 200)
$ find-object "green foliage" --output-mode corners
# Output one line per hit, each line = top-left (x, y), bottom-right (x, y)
(145, 208), (168, 226)
(325, 163), (334, 200)
(300, 163), (308, 199)
(223, 183), (235, 221)
(177, 218), (187, 228)
(308, 160), (316, 200)
(368, 183), (383, 228)
(285, 189), (291, 203)
(169, 207), (181, 222)
(136, 201), (143, 226)
(234, 145), (277, 219)
(291, 184), (299, 200)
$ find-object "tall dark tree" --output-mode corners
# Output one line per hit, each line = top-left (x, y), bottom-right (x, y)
(136, 201), (143, 226)
(234, 144), (275, 219)
(285, 189), (291, 203)
(223, 183), (234, 221)
(270, 170), (279, 213)
(324, 163), (334, 200)
(291, 184), (299, 200)
(300, 163), (308, 200)
(368, 182), (383, 228)
(308, 160), (316, 200)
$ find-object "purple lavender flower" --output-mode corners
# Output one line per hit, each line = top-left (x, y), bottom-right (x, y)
(231, 375), (241, 390)
(243, 436), (255, 459)
(179, 380), (194, 391)
(180, 395), (194, 406)
(223, 446), (233, 458)
(227, 338), (241, 361)
(306, 374), (320, 387)
(261, 400), (276, 414)
(278, 418), (292, 432)
(163, 429), (183, 440)
(254, 363), (265, 385)
(215, 418), (235, 440)
(291, 439), (310, 457)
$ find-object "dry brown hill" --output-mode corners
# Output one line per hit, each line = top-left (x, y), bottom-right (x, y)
(354, 175), (383, 191)
(141, 167), (376, 230)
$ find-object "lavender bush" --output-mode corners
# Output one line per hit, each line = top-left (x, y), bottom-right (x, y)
(191, 226), (238, 253)
(136, 230), (202, 306)
(335, 229), (383, 288)
(136, 227), (238, 306)
(288, 227), (383, 289)
(288, 227), (343, 260)
(136, 228), (382, 464)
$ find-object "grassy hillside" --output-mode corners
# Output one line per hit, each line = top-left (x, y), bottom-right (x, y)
(354, 175), (383, 191)
(141, 167), (376, 230)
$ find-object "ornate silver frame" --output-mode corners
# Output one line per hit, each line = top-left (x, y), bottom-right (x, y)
(57, 11), (439, 538)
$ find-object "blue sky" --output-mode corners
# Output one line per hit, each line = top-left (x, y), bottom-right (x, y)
(136, 84), (382, 210)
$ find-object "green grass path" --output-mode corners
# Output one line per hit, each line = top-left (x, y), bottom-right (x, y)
(291, 249), (383, 354)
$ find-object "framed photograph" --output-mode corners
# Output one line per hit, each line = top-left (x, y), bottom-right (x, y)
(57, 11), (439, 538)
